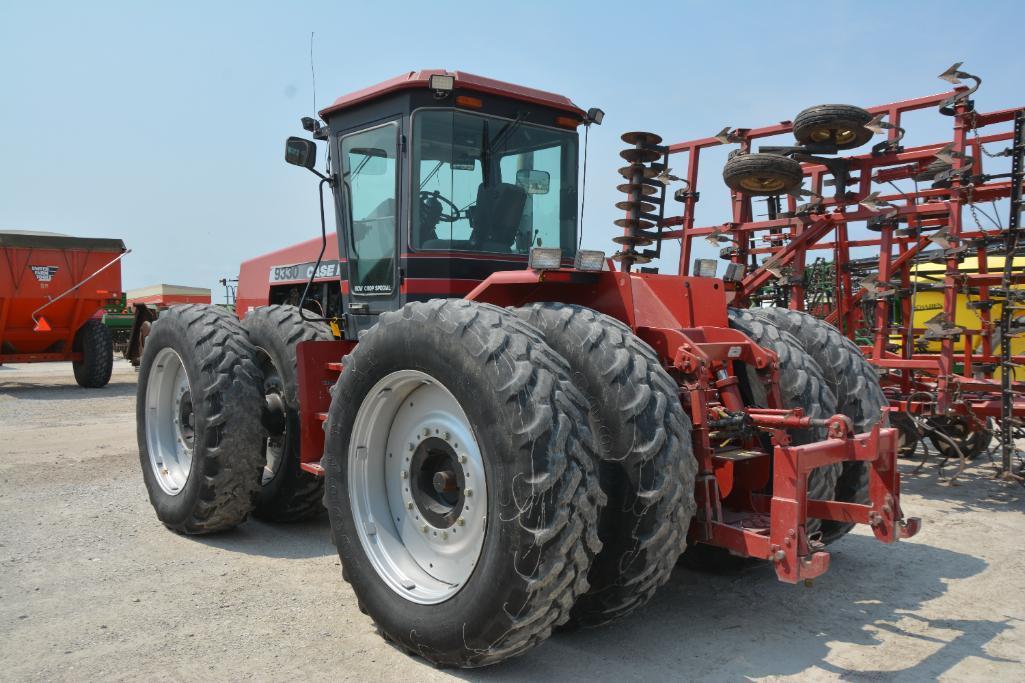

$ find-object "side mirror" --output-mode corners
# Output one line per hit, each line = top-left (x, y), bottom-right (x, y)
(285, 137), (317, 169)
(516, 169), (550, 195)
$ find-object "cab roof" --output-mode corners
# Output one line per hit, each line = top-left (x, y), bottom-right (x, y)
(318, 70), (585, 120)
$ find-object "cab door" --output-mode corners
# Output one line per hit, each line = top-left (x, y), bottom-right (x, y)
(338, 120), (402, 333)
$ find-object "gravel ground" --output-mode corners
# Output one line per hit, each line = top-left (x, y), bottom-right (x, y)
(1, 361), (1024, 681)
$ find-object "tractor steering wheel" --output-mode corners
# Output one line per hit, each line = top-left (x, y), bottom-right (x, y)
(419, 190), (462, 223)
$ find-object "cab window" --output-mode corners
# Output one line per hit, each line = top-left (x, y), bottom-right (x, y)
(412, 110), (578, 255)
(341, 122), (398, 295)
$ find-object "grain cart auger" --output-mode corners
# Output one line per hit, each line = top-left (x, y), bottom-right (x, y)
(135, 70), (919, 668)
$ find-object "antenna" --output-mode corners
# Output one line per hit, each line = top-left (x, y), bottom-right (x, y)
(310, 31), (317, 115)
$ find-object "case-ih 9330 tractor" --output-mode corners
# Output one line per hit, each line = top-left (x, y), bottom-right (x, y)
(137, 70), (919, 668)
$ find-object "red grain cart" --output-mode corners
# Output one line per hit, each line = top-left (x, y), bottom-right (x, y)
(0, 231), (127, 387)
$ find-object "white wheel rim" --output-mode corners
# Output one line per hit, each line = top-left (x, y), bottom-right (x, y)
(145, 347), (195, 495)
(348, 370), (487, 605)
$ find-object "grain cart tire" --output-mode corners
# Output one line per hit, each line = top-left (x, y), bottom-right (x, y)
(512, 303), (697, 628)
(928, 416), (994, 461)
(322, 299), (604, 668)
(72, 319), (114, 388)
(793, 104), (874, 150)
(242, 305), (334, 522)
(723, 153), (804, 196)
(749, 308), (887, 544)
(137, 304), (265, 534)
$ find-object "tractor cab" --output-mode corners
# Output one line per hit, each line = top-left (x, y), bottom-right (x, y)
(285, 70), (601, 338)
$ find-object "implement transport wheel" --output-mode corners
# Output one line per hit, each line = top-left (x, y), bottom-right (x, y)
(749, 308), (887, 544)
(927, 416), (993, 462)
(72, 318), (114, 388)
(513, 303), (696, 627)
(723, 153), (804, 196)
(684, 309), (839, 573)
(792, 104), (874, 150)
(322, 299), (604, 668)
(137, 304), (266, 534)
(242, 305), (334, 522)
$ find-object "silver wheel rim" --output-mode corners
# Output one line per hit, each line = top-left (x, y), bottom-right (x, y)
(348, 370), (487, 605)
(145, 347), (195, 495)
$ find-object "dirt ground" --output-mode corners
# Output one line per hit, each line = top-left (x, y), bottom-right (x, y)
(2, 361), (1023, 682)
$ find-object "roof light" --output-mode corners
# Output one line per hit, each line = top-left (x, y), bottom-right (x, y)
(529, 247), (562, 271)
(455, 95), (482, 109)
(694, 258), (718, 278)
(574, 250), (606, 272)
(585, 107), (604, 126)
(429, 74), (455, 94)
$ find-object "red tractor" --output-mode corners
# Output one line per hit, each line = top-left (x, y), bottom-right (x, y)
(136, 71), (918, 668)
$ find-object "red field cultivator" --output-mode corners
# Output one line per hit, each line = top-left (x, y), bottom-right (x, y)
(655, 64), (1024, 480)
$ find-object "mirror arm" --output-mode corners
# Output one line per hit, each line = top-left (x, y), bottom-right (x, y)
(307, 166), (331, 183)
(298, 175), (338, 326)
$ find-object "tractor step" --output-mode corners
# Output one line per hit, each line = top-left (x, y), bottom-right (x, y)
(713, 448), (765, 462)
(300, 461), (325, 476)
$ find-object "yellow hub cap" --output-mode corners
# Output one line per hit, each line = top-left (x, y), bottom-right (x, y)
(739, 175), (786, 192)
(810, 127), (857, 145)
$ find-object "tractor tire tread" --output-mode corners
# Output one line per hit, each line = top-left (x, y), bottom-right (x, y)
(137, 304), (265, 534)
(512, 303), (696, 627)
(243, 305), (334, 522)
(726, 308), (840, 524)
(749, 308), (887, 543)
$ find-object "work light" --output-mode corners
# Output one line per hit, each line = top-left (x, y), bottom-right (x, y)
(528, 247), (563, 271)
(694, 258), (718, 278)
(574, 250), (606, 272)
(429, 74), (455, 93)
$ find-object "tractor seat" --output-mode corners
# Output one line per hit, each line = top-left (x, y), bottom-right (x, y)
(469, 182), (526, 252)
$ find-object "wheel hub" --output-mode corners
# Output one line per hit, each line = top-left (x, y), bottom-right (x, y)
(410, 436), (465, 528)
(740, 175), (786, 192)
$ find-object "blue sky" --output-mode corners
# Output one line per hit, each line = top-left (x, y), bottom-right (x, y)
(2, 1), (1021, 300)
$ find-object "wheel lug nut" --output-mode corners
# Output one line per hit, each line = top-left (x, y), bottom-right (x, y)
(423, 427), (430, 437)
(408, 442), (414, 451)
(422, 525), (428, 534)
(406, 502), (413, 510)
(401, 471), (408, 479)
(442, 532), (448, 540)
(459, 455), (467, 464)
(444, 432), (450, 440)
(464, 488), (473, 497)
(457, 518), (465, 526)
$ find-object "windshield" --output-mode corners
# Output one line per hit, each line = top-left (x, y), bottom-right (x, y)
(412, 109), (578, 256)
